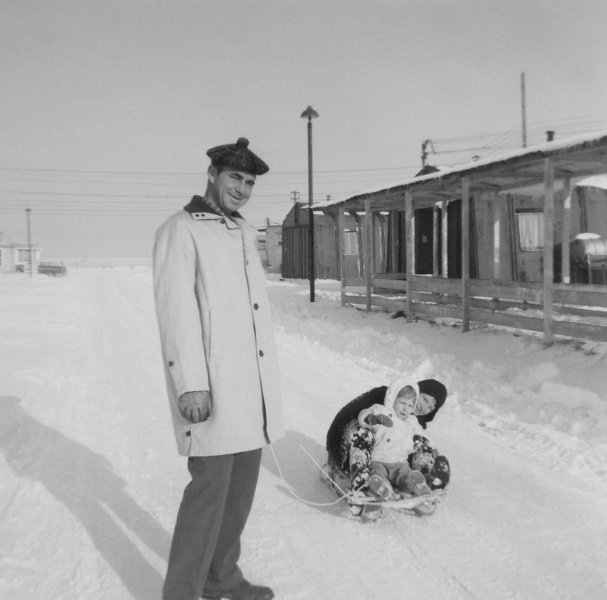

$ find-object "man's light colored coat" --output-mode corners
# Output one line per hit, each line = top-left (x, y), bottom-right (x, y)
(153, 202), (284, 456)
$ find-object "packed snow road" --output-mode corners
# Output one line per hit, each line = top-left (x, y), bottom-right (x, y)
(1, 269), (606, 599)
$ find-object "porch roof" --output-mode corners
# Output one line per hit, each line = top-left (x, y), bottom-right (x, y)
(317, 130), (607, 212)
(0, 242), (39, 249)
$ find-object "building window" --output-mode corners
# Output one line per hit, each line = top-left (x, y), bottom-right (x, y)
(344, 231), (358, 256)
(17, 248), (34, 262)
(516, 211), (544, 251)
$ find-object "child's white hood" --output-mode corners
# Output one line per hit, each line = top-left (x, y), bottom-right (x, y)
(383, 377), (419, 410)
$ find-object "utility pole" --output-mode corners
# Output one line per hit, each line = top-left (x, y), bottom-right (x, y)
(26, 208), (33, 277)
(521, 72), (527, 148)
(291, 190), (300, 204)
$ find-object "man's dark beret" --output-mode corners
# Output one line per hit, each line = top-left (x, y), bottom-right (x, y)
(206, 137), (269, 176)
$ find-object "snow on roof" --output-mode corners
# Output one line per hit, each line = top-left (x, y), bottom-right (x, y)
(575, 174), (607, 190)
(316, 129), (607, 210)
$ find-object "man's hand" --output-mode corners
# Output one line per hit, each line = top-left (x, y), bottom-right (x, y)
(178, 391), (212, 423)
(366, 414), (393, 427)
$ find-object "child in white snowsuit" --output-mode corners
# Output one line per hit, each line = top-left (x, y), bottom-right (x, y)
(353, 378), (431, 500)
(326, 376), (451, 514)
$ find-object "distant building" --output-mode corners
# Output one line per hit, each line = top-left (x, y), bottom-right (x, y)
(0, 232), (40, 274)
(281, 202), (360, 280)
(265, 225), (282, 273)
(255, 224), (283, 273)
(256, 228), (268, 268)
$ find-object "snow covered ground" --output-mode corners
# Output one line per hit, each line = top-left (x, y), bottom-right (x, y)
(1, 268), (606, 600)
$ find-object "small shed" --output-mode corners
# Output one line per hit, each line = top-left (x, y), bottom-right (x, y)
(0, 233), (40, 274)
(281, 202), (361, 280)
(265, 224), (283, 273)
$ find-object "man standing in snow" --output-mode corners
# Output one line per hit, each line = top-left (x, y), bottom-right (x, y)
(153, 137), (284, 600)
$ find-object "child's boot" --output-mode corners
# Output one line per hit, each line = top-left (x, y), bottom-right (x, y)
(394, 464), (413, 492)
(405, 470), (431, 496)
(368, 474), (398, 501)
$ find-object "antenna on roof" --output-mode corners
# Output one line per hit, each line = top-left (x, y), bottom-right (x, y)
(421, 139), (435, 167)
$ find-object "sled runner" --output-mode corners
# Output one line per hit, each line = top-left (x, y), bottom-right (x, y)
(320, 463), (446, 518)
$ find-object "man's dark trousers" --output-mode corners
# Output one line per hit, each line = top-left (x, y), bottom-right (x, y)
(162, 449), (262, 600)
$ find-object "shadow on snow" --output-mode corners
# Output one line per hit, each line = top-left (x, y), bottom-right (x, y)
(0, 396), (169, 600)
(261, 429), (346, 518)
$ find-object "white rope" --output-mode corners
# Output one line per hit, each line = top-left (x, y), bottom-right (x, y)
(268, 443), (352, 507)
(298, 443), (350, 498)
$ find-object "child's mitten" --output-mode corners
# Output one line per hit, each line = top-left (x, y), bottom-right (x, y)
(366, 414), (393, 427)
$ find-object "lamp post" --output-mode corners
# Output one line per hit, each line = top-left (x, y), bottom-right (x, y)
(300, 105), (319, 302)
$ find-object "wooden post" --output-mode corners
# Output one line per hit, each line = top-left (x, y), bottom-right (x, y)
(405, 191), (414, 322)
(461, 177), (471, 332)
(492, 193), (501, 280)
(350, 212), (363, 278)
(364, 199), (373, 311)
(579, 187), (588, 232)
(561, 178), (572, 284)
(432, 205), (439, 276)
(389, 210), (400, 272)
(377, 212), (388, 273)
(26, 208), (33, 277)
(507, 195), (519, 281)
(337, 205), (346, 306)
(543, 158), (555, 345)
(441, 200), (449, 277)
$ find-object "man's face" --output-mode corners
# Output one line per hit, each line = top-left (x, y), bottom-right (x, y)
(209, 166), (256, 214)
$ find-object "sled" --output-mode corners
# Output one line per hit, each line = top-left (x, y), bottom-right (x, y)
(320, 463), (446, 518)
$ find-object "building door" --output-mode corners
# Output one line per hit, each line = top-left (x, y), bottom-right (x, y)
(512, 208), (544, 282)
(415, 207), (434, 274)
(444, 199), (478, 279)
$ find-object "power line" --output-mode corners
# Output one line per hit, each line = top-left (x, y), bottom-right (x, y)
(0, 164), (422, 177)
(0, 198), (330, 209)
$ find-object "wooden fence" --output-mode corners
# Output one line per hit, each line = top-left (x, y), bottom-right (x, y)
(342, 274), (607, 343)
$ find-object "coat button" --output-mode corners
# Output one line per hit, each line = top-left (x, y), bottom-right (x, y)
(259, 350), (264, 357)
(253, 303), (259, 310)
(168, 361), (174, 367)
(220, 218), (226, 224)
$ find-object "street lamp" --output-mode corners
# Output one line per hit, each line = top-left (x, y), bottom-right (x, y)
(300, 105), (319, 302)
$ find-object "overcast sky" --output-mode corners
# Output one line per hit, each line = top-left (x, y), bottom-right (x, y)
(2, 0), (607, 259)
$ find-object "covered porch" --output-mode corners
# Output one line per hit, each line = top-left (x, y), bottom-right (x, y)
(318, 131), (607, 344)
